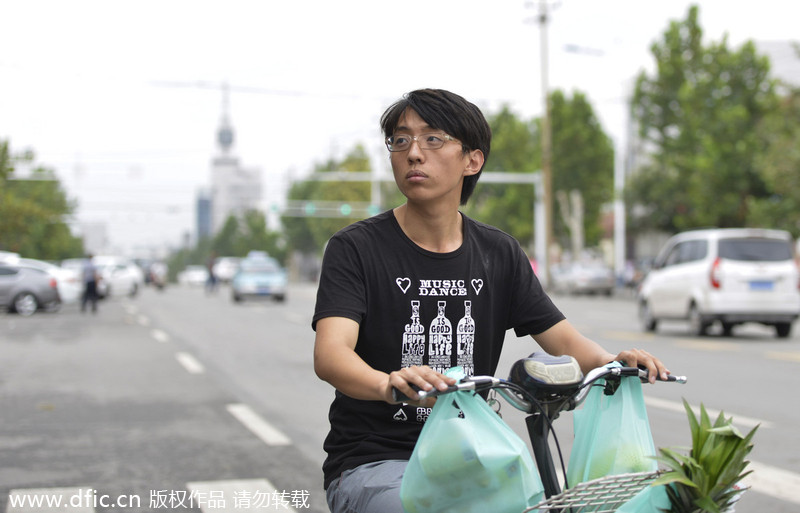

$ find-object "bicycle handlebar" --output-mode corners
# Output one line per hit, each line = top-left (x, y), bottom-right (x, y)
(391, 364), (686, 408)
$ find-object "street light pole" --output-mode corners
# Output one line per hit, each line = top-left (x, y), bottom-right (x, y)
(538, 1), (554, 289)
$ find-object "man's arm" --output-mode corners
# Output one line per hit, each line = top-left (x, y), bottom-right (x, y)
(532, 319), (669, 383)
(313, 316), (455, 404)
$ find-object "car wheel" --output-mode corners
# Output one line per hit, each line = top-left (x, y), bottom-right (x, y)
(13, 292), (38, 317)
(775, 323), (792, 338)
(639, 300), (657, 332)
(688, 303), (709, 336)
(721, 322), (735, 337)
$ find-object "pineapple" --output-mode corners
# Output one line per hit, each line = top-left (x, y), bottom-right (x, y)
(653, 400), (757, 513)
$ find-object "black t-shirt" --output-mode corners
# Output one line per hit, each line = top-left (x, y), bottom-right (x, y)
(312, 210), (565, 489)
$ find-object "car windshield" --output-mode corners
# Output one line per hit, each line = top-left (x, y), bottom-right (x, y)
(718, 238), (792, 262)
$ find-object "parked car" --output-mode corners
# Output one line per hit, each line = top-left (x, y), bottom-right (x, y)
(212, 257), (241, 283)
(17, 258), (83, 304)
(0, 263), (61, 316)
(177, 265), (209, 286)
(93, 256), (145, 298)
(61, 256), (145, 298)
(551, 261), (615, 296)
(638, 228), (800, 338)
(231, 255), (287, 303)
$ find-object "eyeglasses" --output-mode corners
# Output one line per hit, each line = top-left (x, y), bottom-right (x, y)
(385, 132), (460, 152)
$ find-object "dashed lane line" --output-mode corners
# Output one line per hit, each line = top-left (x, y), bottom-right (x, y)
(645, 396), (772, 430)
(674, 339), (742, 351)
(187, 479), (299, 512)
(766, 350), (800, 363)
(151, 329), (170, 343)
(742, 460), (800, 505)
(174, 352), (206, 374)
(226, 403), (291, 446)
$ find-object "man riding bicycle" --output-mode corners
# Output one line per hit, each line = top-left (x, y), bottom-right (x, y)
(312, 89), (670, 513)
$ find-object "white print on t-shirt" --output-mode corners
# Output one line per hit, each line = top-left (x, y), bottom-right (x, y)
(456, 300), (475, 376)
(418, 279), (467, 296)
(428, 301), (453, 373)
(416, 407), (432, 423)
(471, 279), (483, 295)
(396, 277), (411, 294)
(401, 300), (425, 368)
(393, 408), (408, 421)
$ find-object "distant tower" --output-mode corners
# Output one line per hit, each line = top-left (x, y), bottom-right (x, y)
(217, 82), (234, 155)
(209, 82), (263, 235)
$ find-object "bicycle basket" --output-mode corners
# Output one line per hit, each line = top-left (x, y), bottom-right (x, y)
(523, 470), (663, 513)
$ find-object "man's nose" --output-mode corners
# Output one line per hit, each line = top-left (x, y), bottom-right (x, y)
(406, 139), (424, 160)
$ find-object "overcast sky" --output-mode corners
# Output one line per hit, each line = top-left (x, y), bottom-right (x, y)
(2, 0), (798, 256)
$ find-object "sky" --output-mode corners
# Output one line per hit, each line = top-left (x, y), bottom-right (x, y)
(2, 0), (798, 256)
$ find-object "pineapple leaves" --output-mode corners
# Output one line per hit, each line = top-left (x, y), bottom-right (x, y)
(657, 399), (758, 512)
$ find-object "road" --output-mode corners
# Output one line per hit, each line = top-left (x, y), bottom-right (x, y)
(2, 282), (799, 512)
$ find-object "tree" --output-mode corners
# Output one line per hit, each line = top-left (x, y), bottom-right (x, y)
(466, 96), (613, 252)
(627, 5), (779, 233)
(466, 105), (539, 245)
(0, 140), (83, 259)
(282, 145), (372, 254)
(550, 91), (614, 248)
(747, 86), (800, 237)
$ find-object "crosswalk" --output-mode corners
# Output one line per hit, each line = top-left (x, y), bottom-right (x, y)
(6, 479), (306, 512)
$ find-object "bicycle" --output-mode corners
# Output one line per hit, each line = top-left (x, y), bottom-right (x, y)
(393, 352), (742, 512)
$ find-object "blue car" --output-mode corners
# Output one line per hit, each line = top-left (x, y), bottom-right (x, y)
(231, 256), (287, 303)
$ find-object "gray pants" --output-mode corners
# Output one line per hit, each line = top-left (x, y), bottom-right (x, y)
(326, 460), (407, 513)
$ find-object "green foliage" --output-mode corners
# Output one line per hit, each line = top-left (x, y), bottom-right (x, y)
(466, 97), (612, 249)
(466, 105), (539, 243)
(166, 210), (287, 281)
(0, 140), (83, 259)
(747, 88), (800, 236)
(281, 145), (372, 254)
(654, 400), (756, 513)
(628, 5), (784, 234)
(550, 91), (614, 247)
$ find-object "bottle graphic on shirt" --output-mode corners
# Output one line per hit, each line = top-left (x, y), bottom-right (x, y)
(456, 300), (475, 376)
(401, 300), (425, 368)
(428, 301), (452, 373)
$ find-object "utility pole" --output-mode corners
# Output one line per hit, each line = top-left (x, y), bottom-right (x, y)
(533, 1), (556, 288)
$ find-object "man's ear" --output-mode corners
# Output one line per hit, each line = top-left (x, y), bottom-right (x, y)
(464, 149), (484, 176)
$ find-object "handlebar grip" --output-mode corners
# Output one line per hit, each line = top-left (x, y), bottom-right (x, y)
(391, 385), (421, 403)
(636, 365), (687, 383)
(391, 383), (465, 402)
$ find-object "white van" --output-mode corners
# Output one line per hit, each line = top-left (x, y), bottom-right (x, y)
(638, 228), (800, 338)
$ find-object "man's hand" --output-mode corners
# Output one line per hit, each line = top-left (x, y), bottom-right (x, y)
(385, 365), (457, 406)
(613, 348), (670, 384)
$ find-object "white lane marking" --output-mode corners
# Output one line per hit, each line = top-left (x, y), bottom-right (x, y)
(136, 315), (150, 327)
(644, 396), (772, 430)
(175, 352), (205, 374)
(742, 460), (800, 505)
(151, 329), (170, 343)
(226, 403), (291, 446)
(187, 479), (298, 512)
(6, 486), (95, 512)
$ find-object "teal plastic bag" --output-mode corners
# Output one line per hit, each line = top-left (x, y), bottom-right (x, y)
(616, 483), (670, 512)
(567, 363), (658, 487)
(400, 370), (544, 513)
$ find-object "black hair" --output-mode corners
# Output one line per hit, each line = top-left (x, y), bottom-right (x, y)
(380, 89), (491, 205)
